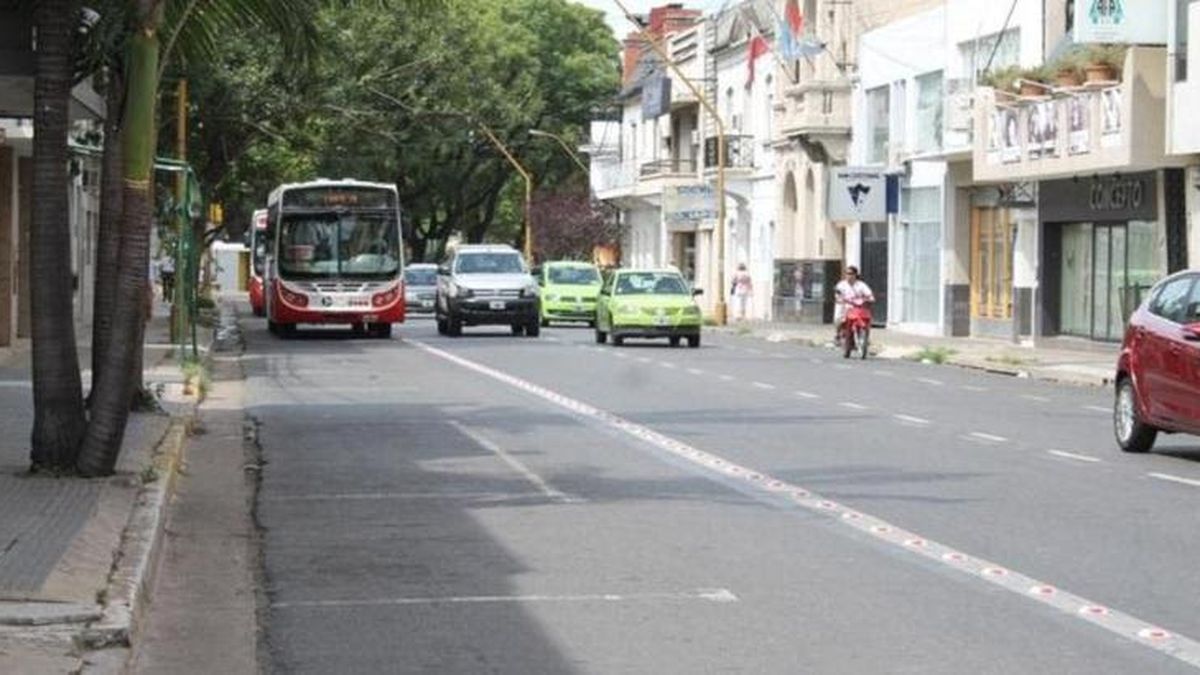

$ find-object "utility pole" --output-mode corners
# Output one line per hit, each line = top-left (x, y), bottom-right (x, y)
(612, 0), (727, 325)
(172, 78), (187, 345)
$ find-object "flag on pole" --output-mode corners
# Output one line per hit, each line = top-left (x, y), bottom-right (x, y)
(784, 0), (804, 35)
(777, 0), (822, 61)
(745, 34), (769, 88)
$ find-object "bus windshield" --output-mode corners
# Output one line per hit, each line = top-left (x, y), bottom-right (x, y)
(278, 212), (400, 279)
(252, 230), (269, 276)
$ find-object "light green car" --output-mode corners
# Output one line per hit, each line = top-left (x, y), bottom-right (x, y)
(595, 268), (703, 347)
(538, 261), (603, 327)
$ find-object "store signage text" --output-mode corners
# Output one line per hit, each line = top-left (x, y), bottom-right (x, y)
(1088, 178), (1144, 212)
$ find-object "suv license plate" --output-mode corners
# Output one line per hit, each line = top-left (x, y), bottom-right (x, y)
(364, 314), (379, 322)
(654, 316), (670, 326)
(489, 300), (506, 310)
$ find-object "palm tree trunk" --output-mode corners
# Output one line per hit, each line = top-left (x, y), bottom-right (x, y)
(30, 0), (87, 472)
(77, 6), (161, 477)
(89, 70), (124, 407)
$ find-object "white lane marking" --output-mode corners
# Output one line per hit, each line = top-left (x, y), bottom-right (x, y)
(809, 358), (823, 364)
(1022, 394), (1051, 403)
(660, 361), (678, 369)
(752, 381), (776, 390)
(794, 391), (820, 399)
(263, 492), (525, 502)
(1148, 473), (1200, 489)
(893, 414), (931, 426)
(412, 339), (1200, 669)
(0, 380), (32, 388)
(637, 357), (652, 364)
(917, 377), (944, 386)
(1048, 450), (1102, 464)
(833, 364), (852, 370)
(448, 420), (577, 503)
(544, 336), (560, 342)
(967, 432), (1009, 444)
(962, 385), (988, 392)
(839, 402), (868, 411)
(274, 588), (738, 610)
(1083, 405), (1111, 414)
(687, 368), (706, 376)
(613, 352), (628, 359)
(746, 348), (764, 355)
(718, 374), (735, 382)
(872, 370), (894, 377)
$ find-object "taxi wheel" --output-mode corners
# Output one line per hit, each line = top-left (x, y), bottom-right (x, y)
(540, 318), (550, 327)
(613, 335), (625, 346)
(525, 321), (541, 337)
(668, 336), (681, 348)
(595, 328), (607, 344)
(687, 335), (701, 348)
(511, 324), (525, 336)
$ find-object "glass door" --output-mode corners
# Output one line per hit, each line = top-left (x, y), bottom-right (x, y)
(1059, 223), (1093, 337)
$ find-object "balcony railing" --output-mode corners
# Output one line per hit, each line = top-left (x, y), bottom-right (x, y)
(703, 135), (756, 169)
(591, 159), (637, 195)
(639, 158), (697, 178)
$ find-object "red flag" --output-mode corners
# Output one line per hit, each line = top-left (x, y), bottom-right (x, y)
(746, 34), (769, 87)
(784, 0), (804, 35)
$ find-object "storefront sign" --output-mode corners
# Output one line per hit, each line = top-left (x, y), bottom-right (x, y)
(1039, 171), (1157, 222)
(1074, 0), (1167, 44)
(827, 167), (887, 222)
(642, 74), (671, 121)
(663, 184), (716, 231)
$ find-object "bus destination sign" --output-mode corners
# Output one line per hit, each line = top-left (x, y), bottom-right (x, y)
(283, 186), (394, 209)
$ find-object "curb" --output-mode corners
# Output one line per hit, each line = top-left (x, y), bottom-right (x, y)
(78, 419), (189, 652)
(712, 326), (1112, 388)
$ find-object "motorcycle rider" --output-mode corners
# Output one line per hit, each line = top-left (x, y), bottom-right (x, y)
(834, 266), (875, 344)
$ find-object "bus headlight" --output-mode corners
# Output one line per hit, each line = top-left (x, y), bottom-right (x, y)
(279, 286), (309, 308)
(372, 286), (400, 307)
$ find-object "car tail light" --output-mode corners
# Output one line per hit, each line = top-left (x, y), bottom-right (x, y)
(372, 285), (400, 307)
(279, 285), (308, 307)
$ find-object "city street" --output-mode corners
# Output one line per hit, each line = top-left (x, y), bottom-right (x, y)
(247, 319), (1200, 674)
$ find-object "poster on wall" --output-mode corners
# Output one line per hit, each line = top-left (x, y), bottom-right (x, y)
(663, 184), (717, 231)
(827, 168), (887, 222)
(1068, 94), (1091, 155)
(987, 108), (1003, 165)
(1025, 101), (1058, 160)
(1000, 107), (1020, 163)
(1101, 87), (1122, 148)
(1074, 0), (1167, 45)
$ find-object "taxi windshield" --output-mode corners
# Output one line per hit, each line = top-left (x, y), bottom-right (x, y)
(614, 272), (689, 296)
(548, 266), (601, 285)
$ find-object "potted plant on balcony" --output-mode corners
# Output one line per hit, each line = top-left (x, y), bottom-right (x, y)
(1017, 65), (1053, 97)
(980, 65), (1021, 94)
(1082, 44), (1127, 83)
(1053, 53), (1084, 88)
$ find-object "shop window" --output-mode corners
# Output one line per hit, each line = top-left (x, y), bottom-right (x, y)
(866, 86), (889, 164)
(900, 187), (941, 324)
(970, 208), (1013, 320)
(915, 71), (944, 153)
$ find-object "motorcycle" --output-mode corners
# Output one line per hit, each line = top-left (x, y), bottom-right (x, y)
(841, 300), (872, 360)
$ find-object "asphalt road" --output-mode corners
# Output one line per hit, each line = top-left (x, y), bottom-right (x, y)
(246, 317), (1200, 674)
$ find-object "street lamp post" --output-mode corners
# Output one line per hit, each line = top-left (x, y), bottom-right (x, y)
(477, 124), (534, 263)
(612, 0), (727, 325)
(529, 128), (590, 176)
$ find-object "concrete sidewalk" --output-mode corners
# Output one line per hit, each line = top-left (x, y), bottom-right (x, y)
(715, 320), (1117, 387)
(0, 302), (211, 673)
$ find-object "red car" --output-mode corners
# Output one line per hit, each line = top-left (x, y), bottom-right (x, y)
(1114, 270), (1200, 452)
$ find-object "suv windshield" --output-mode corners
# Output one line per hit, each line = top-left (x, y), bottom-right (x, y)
(548, 266), (600, 285)
(455, 252), (524, 274)
(615, 272), (689, 295)
(278, 212), (400, 278)
(404, 267), (437, 286)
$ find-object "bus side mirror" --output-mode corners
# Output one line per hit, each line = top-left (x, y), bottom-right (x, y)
(692, 288), (704, 296)
(438, 265), (450, 276)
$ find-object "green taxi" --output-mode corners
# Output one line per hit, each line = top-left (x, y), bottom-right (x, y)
(538, 261), (603, 327)
(595, 268), (703, 347)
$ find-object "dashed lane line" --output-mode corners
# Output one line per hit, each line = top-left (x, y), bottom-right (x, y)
(1148, 473), (1200, 489)
(448, 420), (579, 504)
(794, 391), (820, 399)
(687, 368), (706, 376)
(751, 381), (776, 390)
(962, 385), (988, 392)
(273, 588), (738, 610)
(839, 402), (869, 411)
(718, 374), (735, 382)
(893, 414), (931, 426)
(1083, 405), (1111, 414)
(412, 339), (1200, 670)
(1022, 394), (1051, 403)
(967, 432), (1009, 444)
(917, 377), (944, 386)
(1048, 450), (1103, 464)
(660, 362), (678, 369)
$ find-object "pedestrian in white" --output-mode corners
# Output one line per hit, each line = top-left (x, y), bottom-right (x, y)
(731, 262), (753, 321)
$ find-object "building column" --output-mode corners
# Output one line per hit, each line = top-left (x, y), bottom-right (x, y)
(0, 147), (12, 347)
(16, 156), (30, 339)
